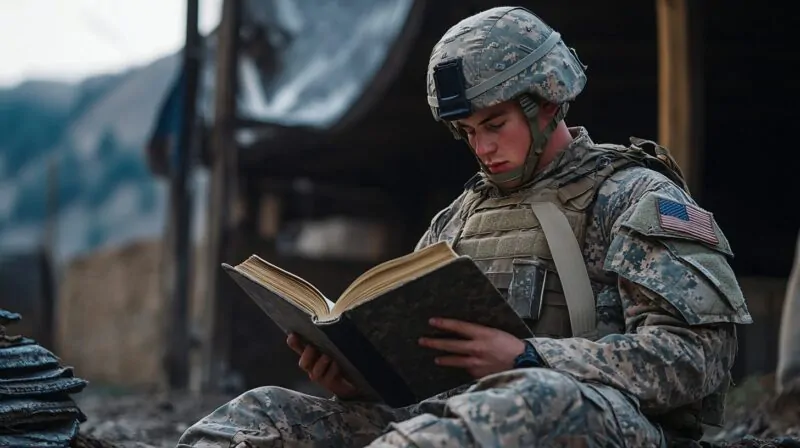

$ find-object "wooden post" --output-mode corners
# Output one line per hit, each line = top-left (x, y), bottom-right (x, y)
(193, 0), (241, 393)
(165, 0), (201, 392)
(656, 0), (703, 195)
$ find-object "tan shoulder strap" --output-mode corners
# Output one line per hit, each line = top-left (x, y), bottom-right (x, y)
(529, 201), (596, 338)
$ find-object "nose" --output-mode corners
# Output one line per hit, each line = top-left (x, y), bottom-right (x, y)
(472, 134), (497, 158)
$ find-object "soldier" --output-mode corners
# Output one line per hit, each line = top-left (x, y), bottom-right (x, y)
(177, 6), (752, 447)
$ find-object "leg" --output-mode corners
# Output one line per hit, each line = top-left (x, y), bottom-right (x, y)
(177, 386), (415, 448)
(368, 368), (665, 448)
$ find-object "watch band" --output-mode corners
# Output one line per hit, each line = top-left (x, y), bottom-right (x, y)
(513, 340), (542, 369)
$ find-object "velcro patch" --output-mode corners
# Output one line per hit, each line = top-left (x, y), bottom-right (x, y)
(657, 197), (719, 246)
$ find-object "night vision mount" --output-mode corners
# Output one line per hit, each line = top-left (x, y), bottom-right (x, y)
(432, 58), (472, 121)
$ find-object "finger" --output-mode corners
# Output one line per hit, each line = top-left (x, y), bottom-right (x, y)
(419, 336), (477, 355)
(327, 377), (358, 398)
(298, 345), (319, 372)
(429, 318), (493, 338)
(320, 363), (359, 398)
(286, 333), (306, 355)
(330, 376), (358, 398)
(434, 355), (481, 369)
(310, 354), (332, 380)
(321, 359), (341, 384)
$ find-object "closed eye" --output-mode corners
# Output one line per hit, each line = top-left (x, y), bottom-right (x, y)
(485, 121), (506, 131)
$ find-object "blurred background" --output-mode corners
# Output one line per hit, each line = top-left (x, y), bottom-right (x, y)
(0, 0), (798, 445)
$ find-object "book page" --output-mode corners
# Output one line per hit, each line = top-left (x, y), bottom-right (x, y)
(236, 255), (335, 319)
(330, 242), (457, 316)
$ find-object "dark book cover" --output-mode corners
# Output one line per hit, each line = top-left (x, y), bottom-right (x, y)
(223, 255), (532, 408)
(334, 256), (532, 405)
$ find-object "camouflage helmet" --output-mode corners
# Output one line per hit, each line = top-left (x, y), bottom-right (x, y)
(426, 7), (587, 187)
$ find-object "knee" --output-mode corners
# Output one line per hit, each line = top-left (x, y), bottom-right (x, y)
(233, 385), (296, 409)
(450, 369), (614, 437)
(473, 367), (585, 405)
(455, 368), (585, 413)
(225, 385), (329, 428)
(177, 386), (298, 447)
(201, 385), (292, 424)
(513, 368), (606, 418)
(373, 370), (622, 447)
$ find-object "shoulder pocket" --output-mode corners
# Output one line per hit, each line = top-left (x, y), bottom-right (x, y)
(618, 192), (733, 257)
(606, 192), (752, 326)
(605, 231), (752, 325)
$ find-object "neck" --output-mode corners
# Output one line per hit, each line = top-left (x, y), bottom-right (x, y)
(486, 122), (574, 193)
(533, 121), (573, 173)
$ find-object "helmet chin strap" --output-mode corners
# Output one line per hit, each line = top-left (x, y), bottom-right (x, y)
(480, 96), (570, 190)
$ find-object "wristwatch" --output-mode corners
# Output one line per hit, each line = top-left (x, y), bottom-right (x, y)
(513, 340), (542, 368)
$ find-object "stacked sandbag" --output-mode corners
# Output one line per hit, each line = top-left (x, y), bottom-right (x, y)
(0, 308), (89, 447)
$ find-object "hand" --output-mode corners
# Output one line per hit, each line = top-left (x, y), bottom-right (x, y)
(418, 317), (526, 379)
(286, 333), (360, 399)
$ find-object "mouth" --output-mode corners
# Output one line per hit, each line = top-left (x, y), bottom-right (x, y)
(485, 161), (510, 173)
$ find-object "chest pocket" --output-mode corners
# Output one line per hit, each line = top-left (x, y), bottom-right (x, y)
(489, 258), (574, 339)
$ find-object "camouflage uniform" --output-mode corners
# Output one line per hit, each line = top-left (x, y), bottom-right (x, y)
(177, 6), (752, 448)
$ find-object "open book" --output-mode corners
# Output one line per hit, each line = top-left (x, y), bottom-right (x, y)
(223, 241), (533, 407)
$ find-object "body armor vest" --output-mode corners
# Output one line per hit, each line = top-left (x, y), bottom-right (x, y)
(450, 137), (688, 339)
(452, 171), (601, 338)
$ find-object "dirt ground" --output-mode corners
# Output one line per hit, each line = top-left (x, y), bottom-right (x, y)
(73, 388), (237, 448)
(71, 375), (800, 448)
(702, 374), (800, 448)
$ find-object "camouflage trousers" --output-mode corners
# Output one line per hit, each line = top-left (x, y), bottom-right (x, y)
(176, 368), (665, 447)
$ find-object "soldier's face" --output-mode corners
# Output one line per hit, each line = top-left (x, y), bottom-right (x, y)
(456, 101), (532, 176)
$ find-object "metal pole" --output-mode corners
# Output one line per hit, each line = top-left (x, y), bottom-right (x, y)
(167, 0), (201, 391)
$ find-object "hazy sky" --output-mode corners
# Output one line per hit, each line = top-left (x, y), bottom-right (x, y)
(0, 0), (222, 87)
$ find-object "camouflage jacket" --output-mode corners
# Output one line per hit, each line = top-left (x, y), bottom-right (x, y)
(416, 127), (753, 433)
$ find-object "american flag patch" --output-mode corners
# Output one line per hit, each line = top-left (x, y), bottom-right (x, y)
(657, 198), (719, 246)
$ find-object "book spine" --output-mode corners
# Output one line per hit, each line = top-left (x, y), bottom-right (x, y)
(319, 318), (417, 408)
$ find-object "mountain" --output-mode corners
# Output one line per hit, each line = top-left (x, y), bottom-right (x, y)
(0, 54), (207, 265)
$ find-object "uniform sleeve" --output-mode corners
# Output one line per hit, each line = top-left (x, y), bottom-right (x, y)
(529, 182), (753, 413)
(415, 226), (439, 252)
(414, 192), (468, 251)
